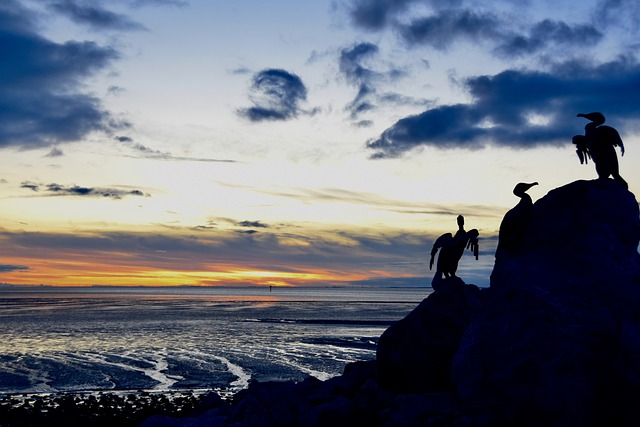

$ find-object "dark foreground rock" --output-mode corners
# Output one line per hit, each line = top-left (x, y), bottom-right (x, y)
(0, 390), (220, 427)
(377, 277), (482, 393)
(453, 179), (640, 426)
(130, 179), (640, 426)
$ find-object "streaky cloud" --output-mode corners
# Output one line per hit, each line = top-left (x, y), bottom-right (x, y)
(238, 220), (269, 228)
(367, 56), (640, 158)
(0, 264), (29, 273)
(115, 136), (236, 162)
(215, 181), (505, 219)
(495, 20), (602, 58)
(21, 181), (150, 199)
(398, 9), (502, 50)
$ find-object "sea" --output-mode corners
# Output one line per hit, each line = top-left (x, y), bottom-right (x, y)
(0, 286), (429, 398)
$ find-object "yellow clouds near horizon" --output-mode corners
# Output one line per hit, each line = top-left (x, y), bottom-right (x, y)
(0, 223), (453, 287)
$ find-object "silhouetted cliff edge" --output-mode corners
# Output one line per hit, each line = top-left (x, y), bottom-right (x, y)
(143, 179), (640, 427)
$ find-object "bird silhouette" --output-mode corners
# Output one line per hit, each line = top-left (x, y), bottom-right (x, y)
(496, 182), (538, 257)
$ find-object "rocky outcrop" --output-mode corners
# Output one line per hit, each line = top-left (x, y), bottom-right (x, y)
(376, 277), (482, 393)
(143, 178), (640, 427)
(453, 179), (640, 426)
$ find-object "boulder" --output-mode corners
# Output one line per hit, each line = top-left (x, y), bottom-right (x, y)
(376, 277), (483, 393)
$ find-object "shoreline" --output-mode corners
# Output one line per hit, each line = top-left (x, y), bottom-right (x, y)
(0, 388), (227, 426)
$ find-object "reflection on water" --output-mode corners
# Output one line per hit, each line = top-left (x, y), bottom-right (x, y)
(0, 286), (428, 395)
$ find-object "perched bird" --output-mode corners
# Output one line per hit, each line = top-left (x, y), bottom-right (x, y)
(496, 182), (538, 257)
(576, 112), (627, 189)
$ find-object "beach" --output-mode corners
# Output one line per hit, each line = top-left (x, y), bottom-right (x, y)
(0, 286), (426, 424)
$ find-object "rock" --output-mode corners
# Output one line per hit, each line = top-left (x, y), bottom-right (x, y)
(139, 178), (640, 426)
(453, 179), (640, 426)
(376, 277), (483, 393)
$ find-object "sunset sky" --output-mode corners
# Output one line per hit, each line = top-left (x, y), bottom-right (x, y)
(1, 0), (639, 287)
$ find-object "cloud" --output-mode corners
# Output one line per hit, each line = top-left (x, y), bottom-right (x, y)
(593, 0), (640, 33)
(48, 1), (147, 31)
(238, 220), (269, 228)
(0, 264), (30, 273)
(339, 42), (380, 119)
(130, 0), (188, 7)
(398, 9), (502, 50)
(346, 2), (607, 60)
(348, 0), (420, 31)
(367, 56), (640, 158)
(0, 0), (124, 149)
(115, 136), (237, 162)
(215, 180), (504, 218)
(495, 20), (602, 58)
(0, 226), (442, 280)
(21, 181), (150, 199)
(338, 42), (412, 121)
(238, 69), (311, 122)
(45, 147), (64, 157)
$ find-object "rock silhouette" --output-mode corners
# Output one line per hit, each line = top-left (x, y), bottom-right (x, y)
(574, 112), (627, 189)
(141, 179), (640, 427)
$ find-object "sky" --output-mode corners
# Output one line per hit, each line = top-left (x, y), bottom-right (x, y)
(0, 0), (639, 288)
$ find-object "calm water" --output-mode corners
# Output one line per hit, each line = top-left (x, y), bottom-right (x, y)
(0, 287), (428, 396)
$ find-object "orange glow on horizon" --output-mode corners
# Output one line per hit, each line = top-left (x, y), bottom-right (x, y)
(0, 256), (370, 287)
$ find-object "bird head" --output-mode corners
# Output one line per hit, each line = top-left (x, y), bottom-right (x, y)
(577, 112), (605, 126)
(513, 182), (538, 198)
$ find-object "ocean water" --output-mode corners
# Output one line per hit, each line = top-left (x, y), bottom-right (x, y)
(0, 286), (428, 397)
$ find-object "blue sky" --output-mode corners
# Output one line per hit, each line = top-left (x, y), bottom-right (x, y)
(0, 0), (638, 287)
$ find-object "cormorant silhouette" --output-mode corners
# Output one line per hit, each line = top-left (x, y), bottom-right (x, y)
(430, 215), (479, 281)
(575, 112), (627, 189)
(496, 182), (538, 257)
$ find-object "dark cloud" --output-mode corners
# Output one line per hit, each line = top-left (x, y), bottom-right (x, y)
(49, 1), (147, 31)
(397, 9), (601, 57)
(495, 20), (603, 58)
(238, 220), (269, 228)
(0, 0), (123, 149)
(238, 69), (310, 122)
(0, 264), (29, 273)
(346, 2), (608, 60)
(236, 229), (259, 235)
(116, 136), (133, 143)
(20, 182), (39, 191)
(398, 9), (502, 50)
(348, 0), (419, 30)
(338, 42), (412, 121)
(21, 181), (150, 199)
(340, 42), (380, 83)
(45, 147), (64, 157)
(339, 42), (380, 119)
(367, 56), (640, 158)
